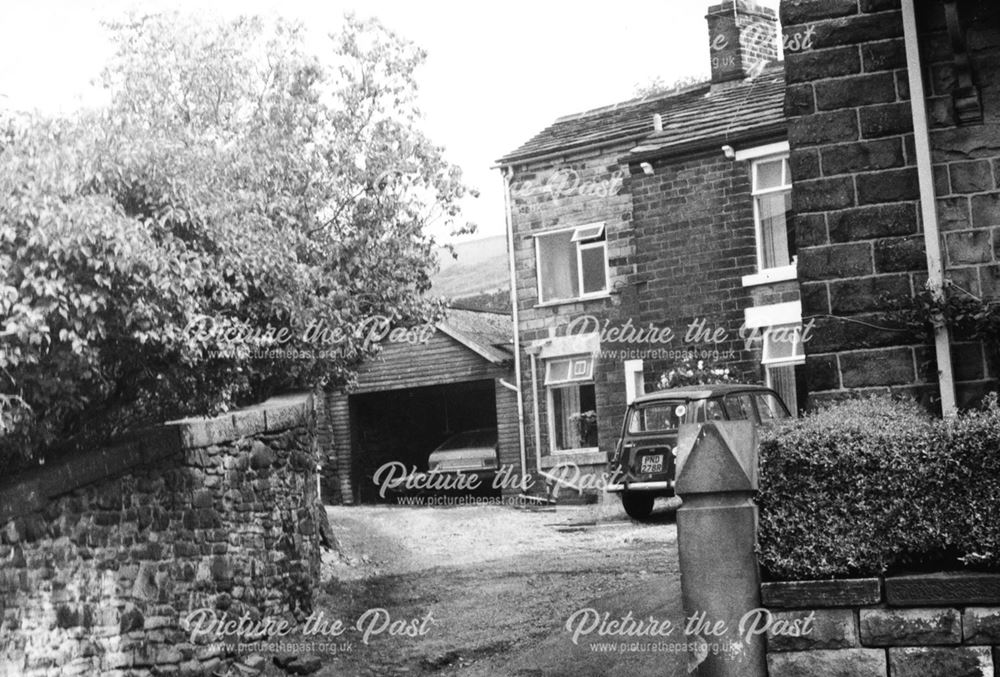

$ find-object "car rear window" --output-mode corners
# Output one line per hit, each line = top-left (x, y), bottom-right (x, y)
(628, 402), (688, 432)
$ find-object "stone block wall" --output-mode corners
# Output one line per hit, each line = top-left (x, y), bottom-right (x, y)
(782, 0), (1000, 408)
(0, 394), (322, 676)
(763, 573), (1000, 677)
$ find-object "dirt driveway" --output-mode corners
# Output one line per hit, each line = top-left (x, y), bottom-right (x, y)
(254, 498), (688, 677)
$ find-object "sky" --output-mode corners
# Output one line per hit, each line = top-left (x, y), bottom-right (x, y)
(0, 0), (779, 244)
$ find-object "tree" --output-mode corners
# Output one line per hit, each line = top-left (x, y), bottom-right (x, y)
(0, 13), (474, 470)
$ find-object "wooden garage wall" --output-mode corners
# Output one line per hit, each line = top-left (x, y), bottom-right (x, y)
(351, 332), (508, 393)
(494, 379), (522, 494)
(320, 329), (517, 503)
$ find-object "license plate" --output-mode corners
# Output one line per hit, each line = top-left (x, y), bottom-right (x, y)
(640, 454), (664, 474)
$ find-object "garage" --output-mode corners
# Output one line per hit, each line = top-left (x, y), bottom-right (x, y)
(318, 308), (520, 504)
(351, 379), (498, 503)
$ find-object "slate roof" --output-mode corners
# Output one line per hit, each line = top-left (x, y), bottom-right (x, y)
(438, 307), (513, 364)
(497, 62), (785, 166)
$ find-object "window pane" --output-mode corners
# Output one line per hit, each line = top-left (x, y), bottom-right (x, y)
(572, 223), (605, 242)
(766, 366), (797, 417)
(724, 393), (755, 421)
(757, 191), (792, 269)
(755, 159), (784, 191)
(580, 245), (607, 294)
(545, 359), (571, 385)
(706, 400), (725, 421)
(763, 324), (803, 364)
(628, 403), (682, 432)
(552, 384), (598, 450)
(755, 392), (789, 422)
(538, 232), (579, 302)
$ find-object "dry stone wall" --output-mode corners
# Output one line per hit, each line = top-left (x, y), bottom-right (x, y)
(0, 393), (322, 676)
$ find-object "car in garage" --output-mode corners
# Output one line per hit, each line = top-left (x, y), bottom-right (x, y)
(427, 428), (500, 481)
(606, 384), (791, 519)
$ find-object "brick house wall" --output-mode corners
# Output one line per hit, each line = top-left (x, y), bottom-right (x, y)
(506, 148), (636, 484)
(782, 0), (1000, 408)
(627, 152), (777, 386)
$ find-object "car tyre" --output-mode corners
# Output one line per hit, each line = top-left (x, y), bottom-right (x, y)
(621, 492), (654, 520)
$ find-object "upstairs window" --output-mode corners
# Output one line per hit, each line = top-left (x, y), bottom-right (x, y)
(751, 156), (794, 271)
(535, 223), (608, 304)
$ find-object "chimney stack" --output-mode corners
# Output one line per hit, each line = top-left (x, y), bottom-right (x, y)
(705, 1), (779, 86)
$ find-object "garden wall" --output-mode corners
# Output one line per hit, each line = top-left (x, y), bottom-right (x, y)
(0, 393), (323, 676)
(763, 573), (1000, 677)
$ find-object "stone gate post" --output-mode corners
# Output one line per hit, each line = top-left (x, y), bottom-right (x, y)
(674, 421), (766, 677)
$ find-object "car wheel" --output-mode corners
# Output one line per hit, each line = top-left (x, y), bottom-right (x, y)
(621, 492), (654, 520)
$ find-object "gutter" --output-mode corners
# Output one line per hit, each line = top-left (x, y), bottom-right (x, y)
(501, 168), (529, 479)
(902, 0), (958, 417)
(494, 121), (787, 172)
(621, 121), (787, 166)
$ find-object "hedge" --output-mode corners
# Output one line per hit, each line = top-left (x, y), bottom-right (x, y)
(757, 394), (1000, 580)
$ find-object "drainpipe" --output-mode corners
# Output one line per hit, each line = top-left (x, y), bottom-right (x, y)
(529, 351), (543, 474)
(901, 0), (958, 417)
(501, 167), (529, 478)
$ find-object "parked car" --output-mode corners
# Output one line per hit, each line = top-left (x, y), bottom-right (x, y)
(606, 384), (791, 519)
(426, 428), (500, 481)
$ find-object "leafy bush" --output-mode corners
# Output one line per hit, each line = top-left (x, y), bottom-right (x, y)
(757, 394), (1000, 580)
(0, 15), (471, 471)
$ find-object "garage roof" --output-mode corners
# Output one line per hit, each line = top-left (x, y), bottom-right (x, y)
(438, 308), (513, 365)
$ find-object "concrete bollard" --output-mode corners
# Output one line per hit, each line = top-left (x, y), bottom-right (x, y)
(674, 421), (766, 677)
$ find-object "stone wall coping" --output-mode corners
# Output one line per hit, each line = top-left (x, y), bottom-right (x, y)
(885, 572), (1000, 607)
(763, 572), (1000, 609)
(762, 578), (882, 608)
(0, 392), (314, 524)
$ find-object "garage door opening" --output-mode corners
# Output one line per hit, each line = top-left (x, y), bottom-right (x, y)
(350, 379), (498, 503)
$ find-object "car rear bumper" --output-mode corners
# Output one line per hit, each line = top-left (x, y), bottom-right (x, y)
(605, 480), (674, 493)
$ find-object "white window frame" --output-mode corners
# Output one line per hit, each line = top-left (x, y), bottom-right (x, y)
(760, 324), (806, 367)
(761, 323), (804, 418)
(544, 354), (598, 454)
(534, 222), (610, 305)
(544, 355), (594, 386)
(624, 359), (644, 404)
(748, 153), (795, 280)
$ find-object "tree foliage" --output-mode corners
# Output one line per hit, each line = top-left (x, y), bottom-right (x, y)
(0, 13), (473, 469)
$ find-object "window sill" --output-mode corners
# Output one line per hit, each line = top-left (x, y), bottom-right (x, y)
(741, 264), (797, 288)
(534, 293), (612, 309)
(540, 449), (607, 468)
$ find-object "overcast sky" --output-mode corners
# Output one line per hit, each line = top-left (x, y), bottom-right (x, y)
(0, 0), (779, 243)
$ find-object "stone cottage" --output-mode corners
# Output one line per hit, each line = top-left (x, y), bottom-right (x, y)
(496, 0), (805, 492)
